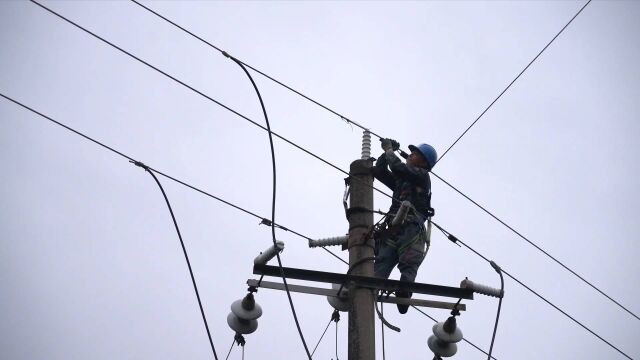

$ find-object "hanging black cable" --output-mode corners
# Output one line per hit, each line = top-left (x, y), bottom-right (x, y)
(131, 161), (219, 360)
(225, 54), (312, 358)
(2, 92), (498, 360)
(430, 221), (633, 360)
(487, 262), (505, 360)
(122, 0), (640, 323)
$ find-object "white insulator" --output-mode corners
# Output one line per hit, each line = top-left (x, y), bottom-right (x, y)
(253, 241), (285, 265)
(361, 130), (372, 159)
(460, 278), (503, 298)
(391, 201), (412, 226)
(309, 235), (348, 248)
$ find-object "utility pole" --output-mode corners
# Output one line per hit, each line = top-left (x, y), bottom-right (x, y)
(246, 130), (474, 359)
(347, 131), (375, 360)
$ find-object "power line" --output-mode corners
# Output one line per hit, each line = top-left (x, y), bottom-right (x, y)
(435, 0), (592, 164)
(1, 92), (496, 360)
(227, 54), (313, 358)
(0, 91), (346, 267)
(124, 0), (640, 323)
(134, 163), (219, 360)
(21, 1), (636, 355)
(128, 0), (381, 139)
(431, 221), (633, 360)
(430, 171), (640, 321)
(27, 0), (396, 203)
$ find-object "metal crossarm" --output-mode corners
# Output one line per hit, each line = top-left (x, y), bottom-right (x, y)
(253, 264), (474, 300)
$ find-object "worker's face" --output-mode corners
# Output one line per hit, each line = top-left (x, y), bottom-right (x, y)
(407, 150), (428, 169)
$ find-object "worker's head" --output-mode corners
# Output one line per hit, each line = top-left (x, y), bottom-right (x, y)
(408, 143), (437, 170)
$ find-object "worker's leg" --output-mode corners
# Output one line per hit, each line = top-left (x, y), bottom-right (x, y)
(398, 239), (428, 283)
(374, 242), (398, 279)
(395, 223), (429, 314)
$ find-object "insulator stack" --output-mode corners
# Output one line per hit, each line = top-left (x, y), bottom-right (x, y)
(460, 278), (503, 298)
(361, 129), (371, 159)
(227, 293), (263, 335)
(327, 283), (350, 312)
(427, 316), (463, 358)
(308, 235), (348, 248)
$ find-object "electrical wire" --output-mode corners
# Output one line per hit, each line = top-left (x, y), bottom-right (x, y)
(133, 162), (219, 360)
(116, 0), (637, 323)
(311, 315), (334, 357)
(226, 54), (312, 359)
(225, 338), (235, 360)
(17, 2), (631, 356)
(431, 172), (639, 321)
(487, 264), (504, 360)
(430, 221), (633, 360)
(435, 0), (592, 164)
(380, 302), (386, 360)
(0, 92), (346, 269)
(2, 92), (497, 360)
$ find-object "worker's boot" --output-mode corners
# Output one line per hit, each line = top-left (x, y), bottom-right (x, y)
(396, 290), (411, 314)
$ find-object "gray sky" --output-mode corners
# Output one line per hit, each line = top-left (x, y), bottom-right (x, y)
(1, 0), (639, 359)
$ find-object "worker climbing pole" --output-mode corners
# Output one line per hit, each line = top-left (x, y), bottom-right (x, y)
(371, 137), (438, 313)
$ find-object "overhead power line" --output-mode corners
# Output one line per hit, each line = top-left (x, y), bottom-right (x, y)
(21, 1), (636, 356)
(435, 0), (592, 164)
(1, 92), (496, 360)
(0, 92), (346, 266)
(124, 0), (640, 322)
(431, 221), (633, 360)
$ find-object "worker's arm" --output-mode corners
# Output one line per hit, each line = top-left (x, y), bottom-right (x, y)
(372, 153), (396, 190)
(385, 150), (430, 186)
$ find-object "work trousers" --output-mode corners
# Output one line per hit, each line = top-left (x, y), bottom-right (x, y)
(374, 220), (429, 283)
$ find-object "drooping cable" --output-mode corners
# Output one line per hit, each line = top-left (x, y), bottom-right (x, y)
(132, 162), (219, 360)
(430, 221), (633, 360)
(225, 54), (312, 358)
(487, 262), (505, 360)
(122, 0), (639, 322)
(2, 92), (496, 360)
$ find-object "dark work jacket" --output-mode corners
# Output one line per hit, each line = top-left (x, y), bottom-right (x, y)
(372, 151), (431, 222)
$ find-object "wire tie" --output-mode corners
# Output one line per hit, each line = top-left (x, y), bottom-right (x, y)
(490, 260), (502, 274)
(221, 50), (231, 59)
(129, 160), (149, 171)
(447, 234), (462, 247)
(259, 218), (272, 227)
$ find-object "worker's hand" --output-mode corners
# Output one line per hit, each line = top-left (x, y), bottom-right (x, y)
(380, 138), (400, 152)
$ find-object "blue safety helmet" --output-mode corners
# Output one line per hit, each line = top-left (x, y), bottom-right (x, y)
(408, 143), (438, 170)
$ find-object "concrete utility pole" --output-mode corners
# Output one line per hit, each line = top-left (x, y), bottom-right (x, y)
(347, 156), (375, 360)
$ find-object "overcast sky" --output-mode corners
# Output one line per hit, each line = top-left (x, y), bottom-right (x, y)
(1, 1), (639, 359)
